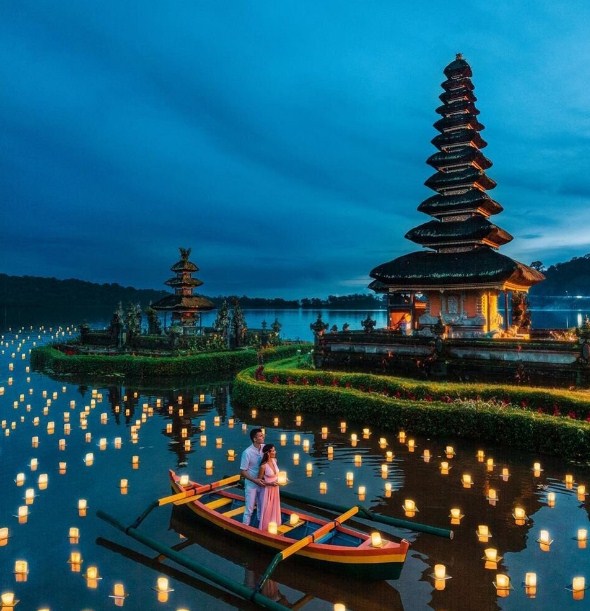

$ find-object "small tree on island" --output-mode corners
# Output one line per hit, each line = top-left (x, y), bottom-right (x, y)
(213, 299), (231, 347)
(229, 298), (247, 348)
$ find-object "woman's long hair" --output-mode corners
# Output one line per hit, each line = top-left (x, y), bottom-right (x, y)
(260, 443), (275, 466)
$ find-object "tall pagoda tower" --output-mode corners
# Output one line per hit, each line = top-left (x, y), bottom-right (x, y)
(370, 54), (544, 338)
(152, 247), (215, 335)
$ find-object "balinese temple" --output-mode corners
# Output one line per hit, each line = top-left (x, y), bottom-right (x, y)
(370, 54), (544, 338)
(152, 247), (215, 335)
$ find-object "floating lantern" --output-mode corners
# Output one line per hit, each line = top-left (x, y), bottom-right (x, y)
(0, 527), (9, 546)
(228, 418), (234, 428)
(14, 559), (28, 582)
(487, 488), (497, 504)
(69, 550), (82, 565)
(319, 482), (328, 494)
(64, 423), (71, 435)
(155, 576), (173, 602)
(321, 426), (328, 437)
(179, 474), (190, 487)
(200, 420), (206, 430)
(78, 499), (88, 517)
(577, 484), (586, 500)
(501, 467), (509, 481)
(346, 472), (354, 485)
(1, 592), (17, 607)
(280, 434), (287, 445)
(99, 438), (107, 450)
(538, 529), (552, 551)
(302, 439), (310, 452)
(440, 461), (449, 475)
(132, 455), (139, 468)
(37, 473), (48, 489)
(423, 449), (430, 462)
(293, 453), (299, 465)
(363, 428), (370, 439)
(295, 415), (302, 426)
(381, 464), (388, 478)
(407, 439), (415, 452)
(565, 473), (574, 487)
(327, 446), (334, 458)
(547, 491), (556, 507)
(571, 576), (587, 600)
(386, 451), (394, 462)
(277, 471), (287, 486)
(31, 436), (39, 448)
(370, 532), (382, 548)
(227, 449), (235, 460)
(100, 413), (107, 424)
(462, 473), (472, 488)
(354, 454), (362, 466)
(513, 506), (527, 525)
(15, 473), (25, 486)
(477, 525), (490, 542)
(268, 521), (278, 535)
(305, 463), (313, 476)
(293, 434), (301, 445)
(30, 458), (38, 471)
(289, 513), (300, 526)
(340, 421), (347, 433)
(17, 506), (28, 523)
(378, 437), (387, 449)
(484, 548), (500, 564)
(403, 499), (417, 517)
(524, 572), (537, 597)
(533, 462), (542, 476)
(495, 574), (510, 597)
(120, 479), (128, 494)
(450, 508), (463, 524)
(445, 445), (455, 458)
(477, 449), (485, 461)
(205, 459), (213, 470)
(398, 431), (406, 443)
(69, 527), (79, 543)
(578, 528), (587, 549)
(350, 433), (357, 444)
(384, 482), (393, 497)
(199, 434), (207, 446)
(358, 485), (366, 500)
(111, 582), (126, 602)
(334, 604), (346, 611)
(84, 453), (94, 466)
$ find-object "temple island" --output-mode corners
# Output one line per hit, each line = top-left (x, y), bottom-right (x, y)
(314, 55), (590, 386)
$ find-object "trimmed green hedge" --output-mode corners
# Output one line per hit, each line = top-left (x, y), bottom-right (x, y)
(30, 343), (310, 379)
(256, 364), (590, 420)
(232, 364), (590, 460)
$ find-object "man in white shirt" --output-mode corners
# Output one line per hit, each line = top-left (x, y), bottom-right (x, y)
(240, 427), (266, 525)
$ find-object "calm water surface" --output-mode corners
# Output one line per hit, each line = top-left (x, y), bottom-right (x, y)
(1, 325), (590, 610)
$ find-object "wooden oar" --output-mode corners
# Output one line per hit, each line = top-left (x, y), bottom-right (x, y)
(158, 474), (241, 507)
(256, 506), (359, 592)
(130, 474), (241, 529)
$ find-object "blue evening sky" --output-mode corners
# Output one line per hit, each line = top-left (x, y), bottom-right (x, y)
(1, 2), (590, 298)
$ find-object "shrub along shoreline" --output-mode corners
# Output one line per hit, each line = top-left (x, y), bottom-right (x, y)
(30, 344), (308, 379)
(232, 359), (590, 461)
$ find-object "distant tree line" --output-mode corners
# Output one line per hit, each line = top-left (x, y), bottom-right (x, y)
(529, 254), (590, 300)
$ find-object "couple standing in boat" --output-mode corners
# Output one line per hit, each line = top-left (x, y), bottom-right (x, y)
(239, 428), (281, 531)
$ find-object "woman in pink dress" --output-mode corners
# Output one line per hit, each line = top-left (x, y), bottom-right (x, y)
(258, 443), (281, 532)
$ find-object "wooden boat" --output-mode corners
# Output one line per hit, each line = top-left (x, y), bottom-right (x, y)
(168, 470), (409, 580)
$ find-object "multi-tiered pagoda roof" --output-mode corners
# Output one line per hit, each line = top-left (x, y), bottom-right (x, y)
(370, 54), (544, 293)
(152, 248), (214, 330)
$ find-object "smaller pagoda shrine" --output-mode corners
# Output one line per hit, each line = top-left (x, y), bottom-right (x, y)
(370, 54), (544, 338)
(152, 247), (215, 335)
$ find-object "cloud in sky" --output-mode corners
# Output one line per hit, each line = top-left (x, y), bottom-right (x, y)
(1, 1), (590, 298)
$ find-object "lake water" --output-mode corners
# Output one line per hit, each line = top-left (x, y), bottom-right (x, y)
(1, 325), (590, 610)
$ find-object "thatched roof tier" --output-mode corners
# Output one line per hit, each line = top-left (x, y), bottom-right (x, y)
(440, 76), (474, 92)
(425, 167), (496, 192)
(435, 100), (480, 116)
(439, 89), (477, 105)
(370, 248), (545, 291)
(443, 54), (472, 79)
(418, 189), (503, 218)
(405, 217), (512, 248)
(171, 259), (198, 273)
(432, 129), (487, 150)
(434, 114), (484, 133)
(427, 147), (491, 171)
(165, 276), (203, 288)
(151, 294), (215, 313)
